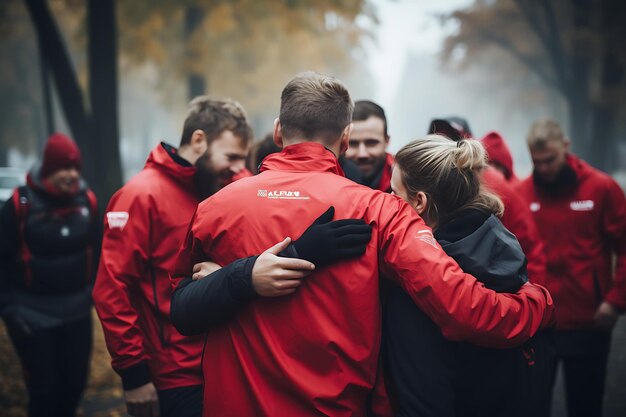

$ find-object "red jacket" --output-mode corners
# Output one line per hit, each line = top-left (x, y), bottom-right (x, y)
(516, 154), (626, 330)
(376, 152), (394, 192)
(93, 143), (204, 390)
(482, 167), (548, 287)
(481, 131), (519, 185)
(178, 143), (554, 417)
(227, 167), (253, 184)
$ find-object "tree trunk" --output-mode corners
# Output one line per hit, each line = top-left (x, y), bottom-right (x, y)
(88, 0), (122, 206)
(185, 5), (206, 100)
(38, 45), (54, 140)
(22, 0), (93, 170)
(0, 148), (7, 167)
(566, 89), (593, 162)
(565, 0), (595, 163)
(24, 0), (122, 209)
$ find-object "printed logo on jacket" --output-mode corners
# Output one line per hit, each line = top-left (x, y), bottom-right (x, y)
(106, 211), (129, 230)
(257, 189), (310, 200)
(570, 200), (594, 211)
(416, 229), (439, 249)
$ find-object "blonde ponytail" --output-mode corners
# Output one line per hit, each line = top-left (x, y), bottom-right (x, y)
(453, 139), (487, 171)
(395, 135), (503, 226)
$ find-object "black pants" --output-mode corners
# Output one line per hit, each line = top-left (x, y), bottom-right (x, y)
(550, 329), (612, 417)
(158, 384), (203, 417)
(6, 316), (92, 417)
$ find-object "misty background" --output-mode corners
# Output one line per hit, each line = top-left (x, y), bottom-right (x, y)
(2, 0), (624, 195)
(1, 1), (625, 416)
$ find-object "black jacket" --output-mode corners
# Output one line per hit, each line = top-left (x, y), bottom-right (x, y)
(0, 165), (101, 333)
(384, 209), (551, 417)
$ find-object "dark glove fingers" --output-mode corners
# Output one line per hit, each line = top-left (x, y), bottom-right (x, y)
(332, 224), (372, 237)
(335, 245), (368, 259)
(311, 206), (335, 226)
(327, 218), (367, 228)
(334, 233), (372, 248)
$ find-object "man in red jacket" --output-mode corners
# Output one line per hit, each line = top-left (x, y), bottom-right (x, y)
(517, 119), (626, 417)
(345, 100), (394, 192)
(93, 97), (253, 417)
(174, 72), (555, 417)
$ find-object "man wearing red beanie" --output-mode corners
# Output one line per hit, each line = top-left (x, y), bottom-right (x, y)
(0, 133), (100, 417)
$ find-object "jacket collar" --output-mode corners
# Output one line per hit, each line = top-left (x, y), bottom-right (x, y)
(565, 153), (591, 181)
(260, 142), (345, 176)
(145, 142), (197, 191)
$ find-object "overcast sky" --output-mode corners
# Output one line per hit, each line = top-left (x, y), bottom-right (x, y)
(365, 0), (473, 106)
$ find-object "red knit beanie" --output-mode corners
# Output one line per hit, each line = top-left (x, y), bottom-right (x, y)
(40, 133), (82, 178)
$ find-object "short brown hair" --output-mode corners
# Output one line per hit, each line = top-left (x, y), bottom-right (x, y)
(353, 100), (388, 137)
(395, 135), (503, 226)
(527, 118), (565, 150)
(279, 72), (353, 144)
(180, 96), (253, 146)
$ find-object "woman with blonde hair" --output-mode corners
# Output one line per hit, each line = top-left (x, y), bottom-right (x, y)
(385, 135), (553, 417)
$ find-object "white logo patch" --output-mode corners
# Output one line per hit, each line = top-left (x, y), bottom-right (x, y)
(417, 229), (438, 249)
(257, 189), (310, 200)
(570, 200), (594, 211)
(530, 202), (540, 212)
(107, 211), (129, 230)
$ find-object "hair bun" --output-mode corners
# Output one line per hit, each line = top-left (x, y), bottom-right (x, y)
(454, 139), (487, 170)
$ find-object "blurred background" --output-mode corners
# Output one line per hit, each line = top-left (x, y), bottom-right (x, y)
(1, 0), (625, 416)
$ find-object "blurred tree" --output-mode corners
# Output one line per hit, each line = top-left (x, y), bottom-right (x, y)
(444, 0), (626, 172)
(22, 0), (121, 205)
(2, 0), (373, 191)
(116, 0), (375, 134)
(0, 1), (43, 166)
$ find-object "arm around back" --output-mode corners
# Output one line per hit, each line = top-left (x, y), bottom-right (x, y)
(378, 195), (555, 348)
(171, 256), (258, 336)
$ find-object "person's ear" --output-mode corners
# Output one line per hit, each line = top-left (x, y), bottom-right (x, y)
(191, 129), (207, 155)
(340, 123), (353, 155)
(413, 191), (428, 216)
(273, 118), (283, 148)
(563, 138), (571, 153)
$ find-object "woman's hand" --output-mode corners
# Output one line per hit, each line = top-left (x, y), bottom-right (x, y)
(252, 238), (315, 297)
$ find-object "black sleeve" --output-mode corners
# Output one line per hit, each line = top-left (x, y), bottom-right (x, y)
(384, 284), (458, 417)
(0, 198), (19, 313)
(170, 255), (259, 336)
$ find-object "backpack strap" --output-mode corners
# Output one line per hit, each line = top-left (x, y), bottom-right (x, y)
(13, 187), (33, 287)
(84, 188), (99, 283)
(85, 189), (98, 216)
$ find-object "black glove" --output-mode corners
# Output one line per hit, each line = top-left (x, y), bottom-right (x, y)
(282, 206), (372, 268)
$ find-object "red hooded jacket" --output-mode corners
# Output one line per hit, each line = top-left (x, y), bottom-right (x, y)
(482, 167), (548, 287)
(93, 143), (204, 390)
(481, 131), (519, 185)
(178, 143), (554, 417)
(375, 152), (394, 192)
(516, 154), (626, 330)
